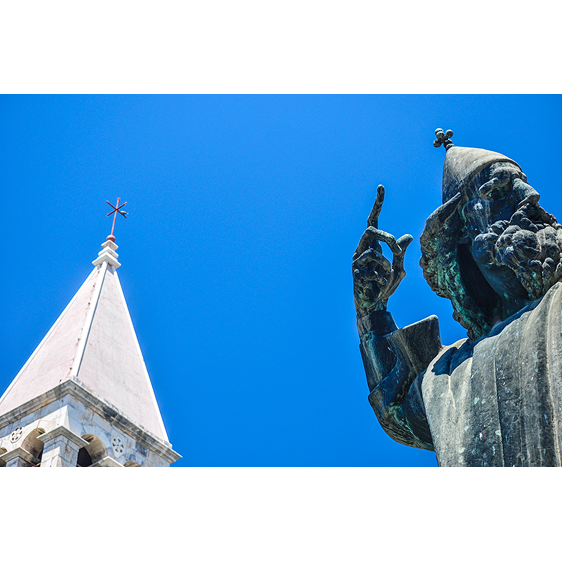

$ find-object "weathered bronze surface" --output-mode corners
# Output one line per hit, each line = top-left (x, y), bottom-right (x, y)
(353, 129), (562, 466)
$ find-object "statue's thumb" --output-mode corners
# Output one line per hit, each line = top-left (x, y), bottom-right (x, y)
(397, 234), (414, 254)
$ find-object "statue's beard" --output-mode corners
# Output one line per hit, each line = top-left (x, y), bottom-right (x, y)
(471, 203), (562, 301)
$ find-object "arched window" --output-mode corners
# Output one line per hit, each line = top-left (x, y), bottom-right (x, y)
(77, 434), (107, 466)
(77, 447), (93, 467)
(22, 428), (45, 467)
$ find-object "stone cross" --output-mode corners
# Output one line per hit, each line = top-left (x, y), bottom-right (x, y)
(433, 128), (454, 150)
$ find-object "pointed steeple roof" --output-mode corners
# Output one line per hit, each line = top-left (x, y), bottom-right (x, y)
(0, 238), (169, 443)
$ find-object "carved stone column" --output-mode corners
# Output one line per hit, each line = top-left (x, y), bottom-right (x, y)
(38, 426), (89, 467)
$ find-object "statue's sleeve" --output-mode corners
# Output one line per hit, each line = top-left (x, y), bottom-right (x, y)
(357, 311), (443, 451)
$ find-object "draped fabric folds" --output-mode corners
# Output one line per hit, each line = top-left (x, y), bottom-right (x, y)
(360, 282), (562, 466)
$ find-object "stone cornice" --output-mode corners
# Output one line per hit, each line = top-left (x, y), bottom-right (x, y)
(38, 426), (89, 448)
(90, 456), (123, 467)
(0, 378), (181, 464)
(0, 446), (39, 465)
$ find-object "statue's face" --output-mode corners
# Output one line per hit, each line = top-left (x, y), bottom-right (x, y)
(460, 162), (562, 314)
(461, 162), (539, 241)
(420, 158), (562, 336)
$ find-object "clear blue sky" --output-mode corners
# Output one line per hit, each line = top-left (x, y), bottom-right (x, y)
(1, 95), (560, 467)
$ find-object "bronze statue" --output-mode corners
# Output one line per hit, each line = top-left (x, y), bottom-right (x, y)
(353, 129), (562, 466)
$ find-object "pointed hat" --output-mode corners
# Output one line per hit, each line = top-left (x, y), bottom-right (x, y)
(435, 129), (521, 203)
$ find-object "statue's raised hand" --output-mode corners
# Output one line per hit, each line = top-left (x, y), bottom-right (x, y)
(352, 185), (413, 316)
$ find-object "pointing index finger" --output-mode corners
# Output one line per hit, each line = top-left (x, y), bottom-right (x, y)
(367, 184), (385, 228)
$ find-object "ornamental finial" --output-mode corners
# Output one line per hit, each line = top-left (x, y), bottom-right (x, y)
(433, 128), (454, 150)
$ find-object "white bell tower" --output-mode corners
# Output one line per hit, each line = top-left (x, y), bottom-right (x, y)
(0, 207), (181, 467)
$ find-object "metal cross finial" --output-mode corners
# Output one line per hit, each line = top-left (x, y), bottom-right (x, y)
(105, 197), (128, 242)
(433, 128), (454, 150)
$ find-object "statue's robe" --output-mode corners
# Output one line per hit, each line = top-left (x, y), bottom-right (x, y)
(359, 282), (562, 467)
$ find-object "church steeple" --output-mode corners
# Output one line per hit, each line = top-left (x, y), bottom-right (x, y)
(0, 218), (180, 467)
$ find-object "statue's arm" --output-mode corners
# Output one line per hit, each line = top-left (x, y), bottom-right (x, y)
(353, 186), (441, 450)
